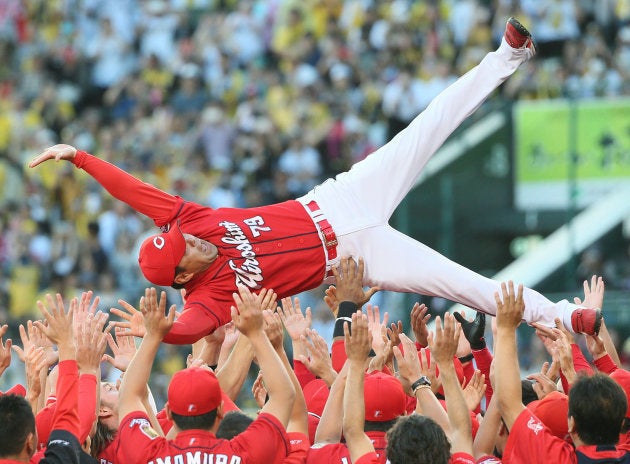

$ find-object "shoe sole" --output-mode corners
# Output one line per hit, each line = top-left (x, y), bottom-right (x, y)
(508, 17), (531, 39)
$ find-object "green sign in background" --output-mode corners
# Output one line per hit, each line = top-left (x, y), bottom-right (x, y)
(515, 98), (630, 183)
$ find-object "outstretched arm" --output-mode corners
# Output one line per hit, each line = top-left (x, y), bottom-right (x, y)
(30, 144), (179, 225)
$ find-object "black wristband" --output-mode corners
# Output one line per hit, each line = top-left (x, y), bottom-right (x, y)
(458, 353), (474, 363)
(333, 301), (359, 338)
(337, 301), (359, 318)
(333, 317), (350, 337)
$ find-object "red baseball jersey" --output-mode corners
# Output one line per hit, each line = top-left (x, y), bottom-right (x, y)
(285, 432), (310, 464)
(307, 443), (350, 464)
(503, 409), (574, 463)
(118, 410), (290, 464)
(72, 151), (327, 343)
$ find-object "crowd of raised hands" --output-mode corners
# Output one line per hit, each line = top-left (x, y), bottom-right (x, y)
(0, 258), (626, 464)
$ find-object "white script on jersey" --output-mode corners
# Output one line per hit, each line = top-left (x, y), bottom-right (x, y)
(219, 217), (270, 289)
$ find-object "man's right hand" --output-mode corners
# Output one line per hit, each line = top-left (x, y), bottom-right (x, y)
(331, 257), (379, 305)
(29, 144), (78, 168)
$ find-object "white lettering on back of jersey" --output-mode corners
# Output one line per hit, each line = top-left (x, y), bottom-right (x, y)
(148, 454), (241, 464)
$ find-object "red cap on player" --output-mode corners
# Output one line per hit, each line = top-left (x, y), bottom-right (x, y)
(138, 223), (187, 287)
(364, 372), (407, 422)
(526, 391), (569, 439)
(168, 367), (222, 416)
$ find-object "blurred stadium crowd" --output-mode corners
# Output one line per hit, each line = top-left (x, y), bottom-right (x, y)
(0, 0), (629, 382)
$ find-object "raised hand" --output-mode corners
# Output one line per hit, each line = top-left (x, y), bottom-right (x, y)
(231, 286), (269, 337)
(366, 304), (387, 354)
(410, 303), (431, 347)
(0, 324), (12, 376)
(392, 333), (424, 394)
(278, 296), (312, 341)
(103, 327), (137, 372)
(24, 345), (48, 410)
(462, 369), (486, 411)
(12, 320), (58, 368)
(33, 294), (76, 351)
(73, 291), (100, 339)
(110, 299), (146, 338)
(574, 275), (604, 310)
(298, 328), (336, 385)
(331, 257), (379, 306)
(427, 313), (461, 366)
(76, 312), (110, 375)
(584, 332), (606, 360)
(263, 310), (284, 351)
(29, 144), (78, 168)
(526, 364), (559, 400)
(453, 311), (486, 350)
(252, 372), (268, 409)
(344, 311), (372, 363)
(494, 281), (524, 332)
(140, 288), (176, 340)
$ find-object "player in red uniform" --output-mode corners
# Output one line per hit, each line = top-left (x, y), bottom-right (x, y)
(494, 281), (630, 464)
(29, 18), (600, 345)
(115, 285), (294, 464)
(0, 293), (85, 464)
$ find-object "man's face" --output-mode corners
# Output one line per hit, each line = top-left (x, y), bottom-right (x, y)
(99, 383), (120, 431)
(177, 234), (219, 275)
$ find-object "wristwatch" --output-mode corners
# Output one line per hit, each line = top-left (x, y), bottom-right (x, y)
(411, 376), (431, 393)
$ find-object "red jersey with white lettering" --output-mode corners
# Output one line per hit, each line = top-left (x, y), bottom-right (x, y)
(118, 410), (290, 464)
(285, 432), (310, 464)
(307, 443), (350, 464)
(72, 151), (326, 344)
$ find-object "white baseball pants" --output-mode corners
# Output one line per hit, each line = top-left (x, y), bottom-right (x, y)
(298, 39), (579, 329)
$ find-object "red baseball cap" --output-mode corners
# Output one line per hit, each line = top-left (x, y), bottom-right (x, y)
(526, 391), (569, 440)
(0, 384), (26, 397)
(364, 372), (406, 422)
(167, 367), (222, 416)
(138, 223), (187, 287)
(610, 369), (630, 418)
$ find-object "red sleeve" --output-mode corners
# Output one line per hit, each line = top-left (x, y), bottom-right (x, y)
(230, 412), (290, 463)
(503, 409), (577, 464)
(72, 150), (180, 226)
(355, 451), (381, 464)
(462, 360), (475, 386)
(593, 354), (618, 374)
(78, 373), (97, 443)
(162, 305), (221, 345)
(449, 452), (476, 464)
(119, 411), (169, 463)
(331, 340), (346, 373)
(284, 432), (310, 464)
(571, 344), (593, 375)
(294, 359), (317, 389)
(50, 360), (80, 438)
(472, 347), (494, 405)
(156, 408), (173, 435)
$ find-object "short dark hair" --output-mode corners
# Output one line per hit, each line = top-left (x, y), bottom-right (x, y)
(568, 373), (627, 445)
(386, 414), (451, 464)
(365, 418), (399, 433)
(0, 394), (36, 457)
(521, 379), (538, 406)
(172, 266), (185, 289)
(171, 409), (219, 431)
(216, 411), (254, 439)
